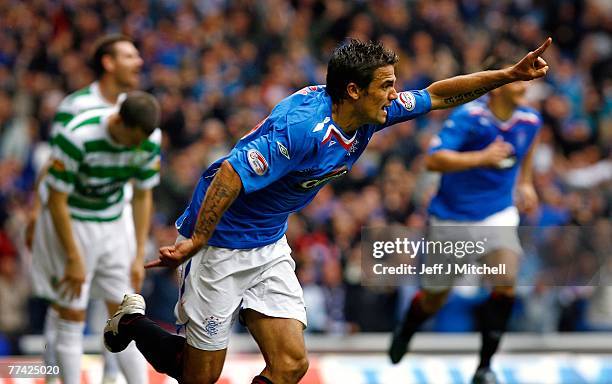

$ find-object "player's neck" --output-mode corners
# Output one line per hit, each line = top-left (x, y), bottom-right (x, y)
(331, 102), (361, 135)
(488, 97), (515, 121)
(98, 76), (127, 105)
(107, 114), (125, 146)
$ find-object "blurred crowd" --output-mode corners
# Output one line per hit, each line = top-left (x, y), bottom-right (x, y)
(0, 0), (610, 354)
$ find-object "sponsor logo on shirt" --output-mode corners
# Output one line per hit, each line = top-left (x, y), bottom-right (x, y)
(398, 91), (416, 111)
(78, 182), (123, 197)
(247, 149), (268, 176)
(297, 166), (348, 190)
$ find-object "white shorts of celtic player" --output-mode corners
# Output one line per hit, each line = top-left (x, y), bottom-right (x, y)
(174, 235), (307, 351)
(31, 207), (136, 310)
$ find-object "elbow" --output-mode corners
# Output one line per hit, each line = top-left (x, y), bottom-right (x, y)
(133, 188), (151, 200)
(424, 155), (442, 172)
(425, 89), (442, 110)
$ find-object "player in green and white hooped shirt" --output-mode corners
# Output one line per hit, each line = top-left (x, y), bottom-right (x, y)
(31, 92), (160, 384)
(26, 35), (147, 384)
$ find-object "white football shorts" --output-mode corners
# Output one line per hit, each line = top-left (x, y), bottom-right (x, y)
(31, 207), (136, 310)
(174, 235), (307, 351)
(422, 205), (522, 291)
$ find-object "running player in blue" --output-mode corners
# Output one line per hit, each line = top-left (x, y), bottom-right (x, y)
(104, 38), (551, 384)
(389, 55), (543, 384)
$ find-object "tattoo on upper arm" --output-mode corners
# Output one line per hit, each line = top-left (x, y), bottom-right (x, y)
(443, 83), (501, 105)
(193, 163), (241, 241)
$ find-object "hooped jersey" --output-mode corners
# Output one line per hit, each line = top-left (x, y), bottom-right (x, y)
(45, 108), (161, 222)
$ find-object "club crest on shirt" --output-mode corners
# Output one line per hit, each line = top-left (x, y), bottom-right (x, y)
(247, 149), (268, 176)
(398, 91), (416, 111)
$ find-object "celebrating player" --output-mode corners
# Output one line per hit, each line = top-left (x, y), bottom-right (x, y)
(104, 38), (551, 384)
(388, 56), (543, 384)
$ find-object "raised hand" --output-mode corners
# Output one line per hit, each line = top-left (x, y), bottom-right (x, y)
(510, 37), (552, 81)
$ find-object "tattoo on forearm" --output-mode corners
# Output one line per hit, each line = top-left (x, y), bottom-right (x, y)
(443, 83), (501, 105)
(193, 163), (241, 242)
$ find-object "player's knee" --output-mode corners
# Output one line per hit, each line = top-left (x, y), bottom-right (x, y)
(182, 360), (223, 384)
(55, 305), (86, 322)
(273, 354), (309, 382)
(293, 356), (309, 380)
(181, 370), (221, 384)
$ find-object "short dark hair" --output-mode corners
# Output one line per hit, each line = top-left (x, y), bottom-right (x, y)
(482, 49), (523, 71)
(90, 34), (134, 78)
(326, 39), (399, 104)
(119, 91), (160, 135)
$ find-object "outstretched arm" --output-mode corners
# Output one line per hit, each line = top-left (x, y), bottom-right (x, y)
(147, 160), (242, 268)
(427, 38), (551, 110)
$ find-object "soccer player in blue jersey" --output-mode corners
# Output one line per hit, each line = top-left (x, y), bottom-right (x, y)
(388, 56), (543, 384)
(103, 38), (551, 384)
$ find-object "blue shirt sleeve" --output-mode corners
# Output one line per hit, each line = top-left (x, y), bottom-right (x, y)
(226, 121), (308, 193)
(377, 89), (432, 131)
(428, 109), (471, 154)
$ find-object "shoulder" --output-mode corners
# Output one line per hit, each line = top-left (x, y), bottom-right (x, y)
(58, 84), (107, 114)
(515, 106), (542, 126)
(270, 86), (330, 145)
(141, 128), (162, 153)
(272, 86), (328, 125)
(446, 101), (483, 125)
(62, 108), (113, 145)
(147, 128), (162, 144)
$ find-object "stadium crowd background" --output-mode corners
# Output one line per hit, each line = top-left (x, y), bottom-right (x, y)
(0, 0), (609, 355)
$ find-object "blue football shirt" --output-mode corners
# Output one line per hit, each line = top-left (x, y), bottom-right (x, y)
(428, 100), (541, 221)
(176, 86), (431, 248)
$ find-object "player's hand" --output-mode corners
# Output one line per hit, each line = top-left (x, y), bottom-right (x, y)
(479, 136), (514, 167)
(59, 256), (86, 300)
(509, 37), (552, 81)
(147, 238), (199, 269)
(130, 256), (145, 292)
(516, 183), (539, 214)
(24, 213), (37, 250)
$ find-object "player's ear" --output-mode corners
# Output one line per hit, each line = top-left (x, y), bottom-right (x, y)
(101, 53), (115, 73)
(346, 82), (361, 100)
(109, 113), (123, 129)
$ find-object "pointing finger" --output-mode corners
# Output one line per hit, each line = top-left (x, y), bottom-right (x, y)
(532, 37), (552, 57)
